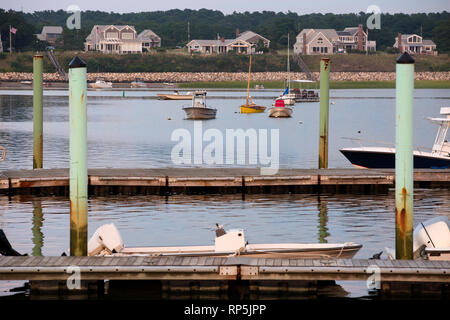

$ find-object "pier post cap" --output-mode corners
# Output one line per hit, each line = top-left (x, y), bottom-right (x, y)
(396, 52), (415, 64)
(69, 56), (87, 69)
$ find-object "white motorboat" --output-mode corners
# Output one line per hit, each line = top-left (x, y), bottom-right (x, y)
(90, 78), (113, 89)
(88, 224), (362, 259)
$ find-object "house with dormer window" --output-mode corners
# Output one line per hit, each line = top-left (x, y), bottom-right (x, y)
(84, 25), (161, 54)
(293, 25), (376, 55)
(394, 33), (437, 55)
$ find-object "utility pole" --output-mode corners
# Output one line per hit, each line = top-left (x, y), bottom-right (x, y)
(188, 21), (191, 43)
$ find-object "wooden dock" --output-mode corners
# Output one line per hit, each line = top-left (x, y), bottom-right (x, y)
(1, 256), (449, 298)
(0, 168), (449, 195)
(1, 256), (448, 282)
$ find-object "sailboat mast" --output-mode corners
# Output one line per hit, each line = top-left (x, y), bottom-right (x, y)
(287, 33), (290, 90)
(246, 55), (251, 105)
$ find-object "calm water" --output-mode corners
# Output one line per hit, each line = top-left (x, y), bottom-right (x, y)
(0, 88), (449, 299)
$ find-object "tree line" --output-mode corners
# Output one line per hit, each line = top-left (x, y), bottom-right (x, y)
(0, 9), (449, 53)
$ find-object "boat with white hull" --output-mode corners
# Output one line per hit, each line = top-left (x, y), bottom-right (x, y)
(340, 107), (450, 169)
(88, 224), (362, 259)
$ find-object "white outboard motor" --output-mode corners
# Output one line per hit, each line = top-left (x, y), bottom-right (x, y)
(214, 229), (246, 253)
(413, 216), (450, 256)
(88, 224), (124, 256)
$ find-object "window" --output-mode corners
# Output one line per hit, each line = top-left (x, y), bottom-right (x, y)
(121, 32), (134, 40)
(317, 37), (323, 44)
(106, 32), (118, 39)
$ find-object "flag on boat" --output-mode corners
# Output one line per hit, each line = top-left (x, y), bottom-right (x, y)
(10, 26), (17, 34)
(283, 87), (289, 95)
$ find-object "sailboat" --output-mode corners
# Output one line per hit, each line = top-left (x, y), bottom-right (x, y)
(276, 33), (296, 106)
(240, 55), (266, 113)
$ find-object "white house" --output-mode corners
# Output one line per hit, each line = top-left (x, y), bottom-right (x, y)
(84, 25), (161, 54)
(187, 30), (270, 54)
(394, 33), (437, 55)
(293, 25), (376, 55)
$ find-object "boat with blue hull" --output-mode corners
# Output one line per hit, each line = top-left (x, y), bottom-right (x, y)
(340, 107), (450, 169)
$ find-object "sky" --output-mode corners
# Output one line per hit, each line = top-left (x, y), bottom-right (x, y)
(0, 0), (449, 14)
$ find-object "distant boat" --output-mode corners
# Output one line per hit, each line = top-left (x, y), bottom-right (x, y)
(88, 224), (362, 259)
(130, 79), (147, 88)
(183, 91), (217, 120)
(157, 90), (193, 100)
(240, 55), (266, 114)
(340, 107), (450, 168)
(290, 80), (319, 102)
(268, 99), (292, 118)
(90, 78), (112, 89)
(276, 33), (296, 106)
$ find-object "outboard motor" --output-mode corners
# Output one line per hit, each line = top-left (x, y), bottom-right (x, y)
(413, 216), (450, 258)
(88, 224), (124, 256)
(214, 228), (246, 253)
(0, 229), (24, 256)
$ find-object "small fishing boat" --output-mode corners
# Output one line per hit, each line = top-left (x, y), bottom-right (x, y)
(90, 78), (112, 89)
(340, 107), (450, 169)
(87, 224), (362, 259)
(268, 99), (292, 118)
(183, 91), (217, 120)
(240, 55), (266, 114)
(157, 90), (193, 100)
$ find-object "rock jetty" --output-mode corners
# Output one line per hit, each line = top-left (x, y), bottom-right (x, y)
(0, 72), (449, 83)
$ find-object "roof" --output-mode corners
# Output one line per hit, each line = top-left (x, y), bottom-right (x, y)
(138, 29), (161, 41)
(423, 39), (436, 46)
(41, 26), (63, 35)
(397, 34), (422, 44)
(236, 30), (270, 43)
(298, 29), (339, 44)
(188, 39), (235, 47)
(86, 25), (138, 42)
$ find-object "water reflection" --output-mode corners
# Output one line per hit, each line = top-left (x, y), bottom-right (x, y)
(317, 196), (330, 243)
(31, 200), (44, 256)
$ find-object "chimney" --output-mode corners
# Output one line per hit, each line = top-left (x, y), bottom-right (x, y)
(236, 28), (240, 38)
(221, 37), (225, 43)
(357, 24), (363, 51)
(398, 33), (403, 53)
(302, 33), (307, 54)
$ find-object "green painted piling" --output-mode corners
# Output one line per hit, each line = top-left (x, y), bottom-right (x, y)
(69, 56), (88, 256)
(395, 52), (415, 260)
(318, 58), (330, 169)
(33, 54), (43, 169)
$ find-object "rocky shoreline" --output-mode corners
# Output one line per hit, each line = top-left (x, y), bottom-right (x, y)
(0, 71), (449, 83)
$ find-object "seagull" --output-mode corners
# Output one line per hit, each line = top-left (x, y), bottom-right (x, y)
(215, 223), (226, 237)
(369, 251), (383, 260)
